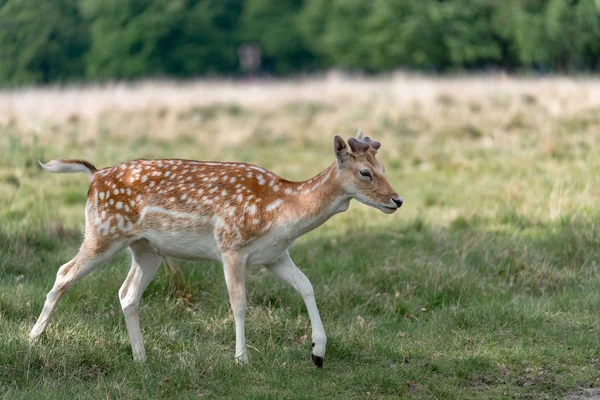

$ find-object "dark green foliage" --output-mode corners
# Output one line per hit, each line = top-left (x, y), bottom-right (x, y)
(81, 0), (243, 78)
(1, 0), (600, 84)
(241, 0), (317, 73)
(0, 0), (89, 84)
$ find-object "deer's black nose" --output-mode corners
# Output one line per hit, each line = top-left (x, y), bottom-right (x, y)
(392, 197), (403, 208)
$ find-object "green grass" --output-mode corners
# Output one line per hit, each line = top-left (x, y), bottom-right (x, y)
(2, 90), (600, 399)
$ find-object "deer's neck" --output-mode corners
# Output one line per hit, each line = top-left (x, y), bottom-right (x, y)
(279, 163), (350, 238)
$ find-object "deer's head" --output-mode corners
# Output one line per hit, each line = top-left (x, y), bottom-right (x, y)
(334, 130), (403, 214)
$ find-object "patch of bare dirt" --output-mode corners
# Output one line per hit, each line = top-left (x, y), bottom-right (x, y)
(565, 388), (600, 400)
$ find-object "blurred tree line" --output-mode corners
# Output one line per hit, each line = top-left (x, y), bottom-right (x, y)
(0, 0), (599, 84)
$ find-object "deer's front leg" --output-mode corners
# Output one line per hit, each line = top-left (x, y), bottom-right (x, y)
(222, 252), (248, 363)
(267, 251), (327, 368)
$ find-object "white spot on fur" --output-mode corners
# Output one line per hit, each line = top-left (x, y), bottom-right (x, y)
(266, 199), (283, 211)
(115, 214), (126, 231)
(116, 201), (123, 209)
(247, 204), (257, 215)
(285, 188), (293, 195)
(252, 218), (260, 225)
(99, 192), (105, 200)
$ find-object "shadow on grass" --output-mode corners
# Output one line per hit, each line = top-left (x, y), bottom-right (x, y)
(1, 211), (600, 397)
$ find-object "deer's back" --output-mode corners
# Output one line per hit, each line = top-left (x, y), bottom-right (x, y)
(85, 158), (293, 261)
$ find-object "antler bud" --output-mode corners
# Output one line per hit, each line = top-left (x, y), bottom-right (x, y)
(362, 136), (381, 151)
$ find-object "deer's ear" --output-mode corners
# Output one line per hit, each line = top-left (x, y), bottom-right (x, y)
(348, 137), (370, 154)
(334, 135), (348, 166)
(356, 128), (365, 141)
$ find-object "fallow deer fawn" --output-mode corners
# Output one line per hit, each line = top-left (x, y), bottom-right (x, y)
(30, 130), (402, 367)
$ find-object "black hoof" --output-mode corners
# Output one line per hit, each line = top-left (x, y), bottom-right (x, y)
(312, 354), (324, 368)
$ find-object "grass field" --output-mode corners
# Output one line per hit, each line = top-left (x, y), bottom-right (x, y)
(2, 75), (600, 399)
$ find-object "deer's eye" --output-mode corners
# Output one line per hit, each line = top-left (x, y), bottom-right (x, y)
(360, 170), (372, 179)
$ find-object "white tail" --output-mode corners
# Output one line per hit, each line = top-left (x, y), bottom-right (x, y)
(39, 159), (98, 182)
(30, 130), (402, 367)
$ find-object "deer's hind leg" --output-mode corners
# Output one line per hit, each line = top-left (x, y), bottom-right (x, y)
(118, 239), (162, 362)
(29, 238), (127, 342)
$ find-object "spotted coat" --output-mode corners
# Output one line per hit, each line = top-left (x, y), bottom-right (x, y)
(31, 131), (403, 368)
(82, 158), (337, 253)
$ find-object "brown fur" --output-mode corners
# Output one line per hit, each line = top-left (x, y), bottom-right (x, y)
(32, 133), (402, 365)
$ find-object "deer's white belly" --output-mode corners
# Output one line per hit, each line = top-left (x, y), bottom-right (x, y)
(139, 228), (295, 266)
(141, 230), (222, 262)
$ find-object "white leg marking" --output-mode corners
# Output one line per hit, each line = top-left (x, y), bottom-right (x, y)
(267, 251), (327, 359)
(118, 240), (162, 362)
(223, 252), (248, 363)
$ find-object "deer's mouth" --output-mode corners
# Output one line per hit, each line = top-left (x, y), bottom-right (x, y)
(353, 196), (399, 214)
(380, 205), (398, 214)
